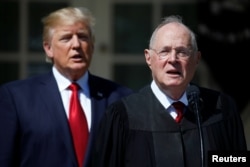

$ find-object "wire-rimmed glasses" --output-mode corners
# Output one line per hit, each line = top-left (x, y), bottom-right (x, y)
(150, 47), (193, 60)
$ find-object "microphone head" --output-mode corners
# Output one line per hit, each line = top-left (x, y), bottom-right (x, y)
(187, 85), (201, 112)
(187, 85), (200, 97)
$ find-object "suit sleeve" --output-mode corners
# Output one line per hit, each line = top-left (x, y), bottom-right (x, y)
(0, 85), (19, 166)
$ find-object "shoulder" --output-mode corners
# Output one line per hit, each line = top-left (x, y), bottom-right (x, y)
(88, 73), (133, 93)
(196, 85), (238, 117)
(189, 83), (227, 103)
(106, 85), (151, 110)
(0, 72), (52, 93)
(198, 85), (235, 106)
(89, 74), (119, 86)
(120, 85), (156, 115)
(122, 85), (151, 102)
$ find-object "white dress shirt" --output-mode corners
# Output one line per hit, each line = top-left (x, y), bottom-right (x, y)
(52, 66), (92, 130)
(150, 80), (188, 119)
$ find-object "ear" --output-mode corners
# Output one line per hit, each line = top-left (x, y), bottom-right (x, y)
(144, 49), (152, 68)
(43, 42), (53, 59)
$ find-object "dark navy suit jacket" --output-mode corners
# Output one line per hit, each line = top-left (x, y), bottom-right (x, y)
(0, 71), (133, 167)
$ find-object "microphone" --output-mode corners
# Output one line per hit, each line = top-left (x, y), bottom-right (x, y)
(187, 85), (204, 167)
(187, 85), (200, 112)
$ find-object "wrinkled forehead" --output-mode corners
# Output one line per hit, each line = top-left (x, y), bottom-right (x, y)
(154, 23), (192, 48)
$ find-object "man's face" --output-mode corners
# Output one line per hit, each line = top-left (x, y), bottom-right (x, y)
(43, 21), (94, 80)
(145, 23), (201, 97)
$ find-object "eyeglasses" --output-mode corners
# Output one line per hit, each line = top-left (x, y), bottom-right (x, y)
(150, 47), (193, 60)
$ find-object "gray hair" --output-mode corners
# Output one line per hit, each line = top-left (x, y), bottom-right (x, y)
(149, 15), (198, 52)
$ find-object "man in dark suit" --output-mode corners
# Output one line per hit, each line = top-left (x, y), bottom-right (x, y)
(93, 15), (247, 167)
(0, 7), (132, 167)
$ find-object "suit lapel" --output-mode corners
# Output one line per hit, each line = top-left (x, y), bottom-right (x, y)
(37, 72), (77, 165)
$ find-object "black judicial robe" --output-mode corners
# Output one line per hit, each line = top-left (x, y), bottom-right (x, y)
(93, 85), (247, 167)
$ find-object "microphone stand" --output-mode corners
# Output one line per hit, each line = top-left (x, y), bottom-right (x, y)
(193, 93), (204, 167)
(187, 85), (204, 167)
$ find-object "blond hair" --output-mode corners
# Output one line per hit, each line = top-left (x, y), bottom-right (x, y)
(41, 7), (96, 62)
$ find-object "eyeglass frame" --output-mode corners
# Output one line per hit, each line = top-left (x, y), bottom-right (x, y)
(149, 46), (194, 60)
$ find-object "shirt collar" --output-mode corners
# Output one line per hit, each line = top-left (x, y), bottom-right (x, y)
(52, 66), (89, 95)
(150, 80), (188, 109)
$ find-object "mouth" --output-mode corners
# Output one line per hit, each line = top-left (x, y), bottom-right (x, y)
(71, 54), (83, 61)
(167, 69), (181, 75)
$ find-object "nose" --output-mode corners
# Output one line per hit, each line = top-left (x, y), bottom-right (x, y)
(72, 35), (80, 48)
(168, 50), (177, 61)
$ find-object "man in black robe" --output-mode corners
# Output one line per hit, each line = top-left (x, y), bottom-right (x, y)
(93, 15), (247, 167)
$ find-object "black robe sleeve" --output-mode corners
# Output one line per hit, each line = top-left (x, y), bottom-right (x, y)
(93, 100), (128, 167)
(203, 92), (247, 151)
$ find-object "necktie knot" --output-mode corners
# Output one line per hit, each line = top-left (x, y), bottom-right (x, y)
(172, 101), (185, 123)
(69, 82), (80, 92)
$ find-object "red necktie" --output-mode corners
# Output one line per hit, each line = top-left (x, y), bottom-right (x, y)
(172, 101), (185, 123)
(69, 83), (89, 167)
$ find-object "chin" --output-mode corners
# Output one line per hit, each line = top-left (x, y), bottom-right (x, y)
(72, 62), (87, 68)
